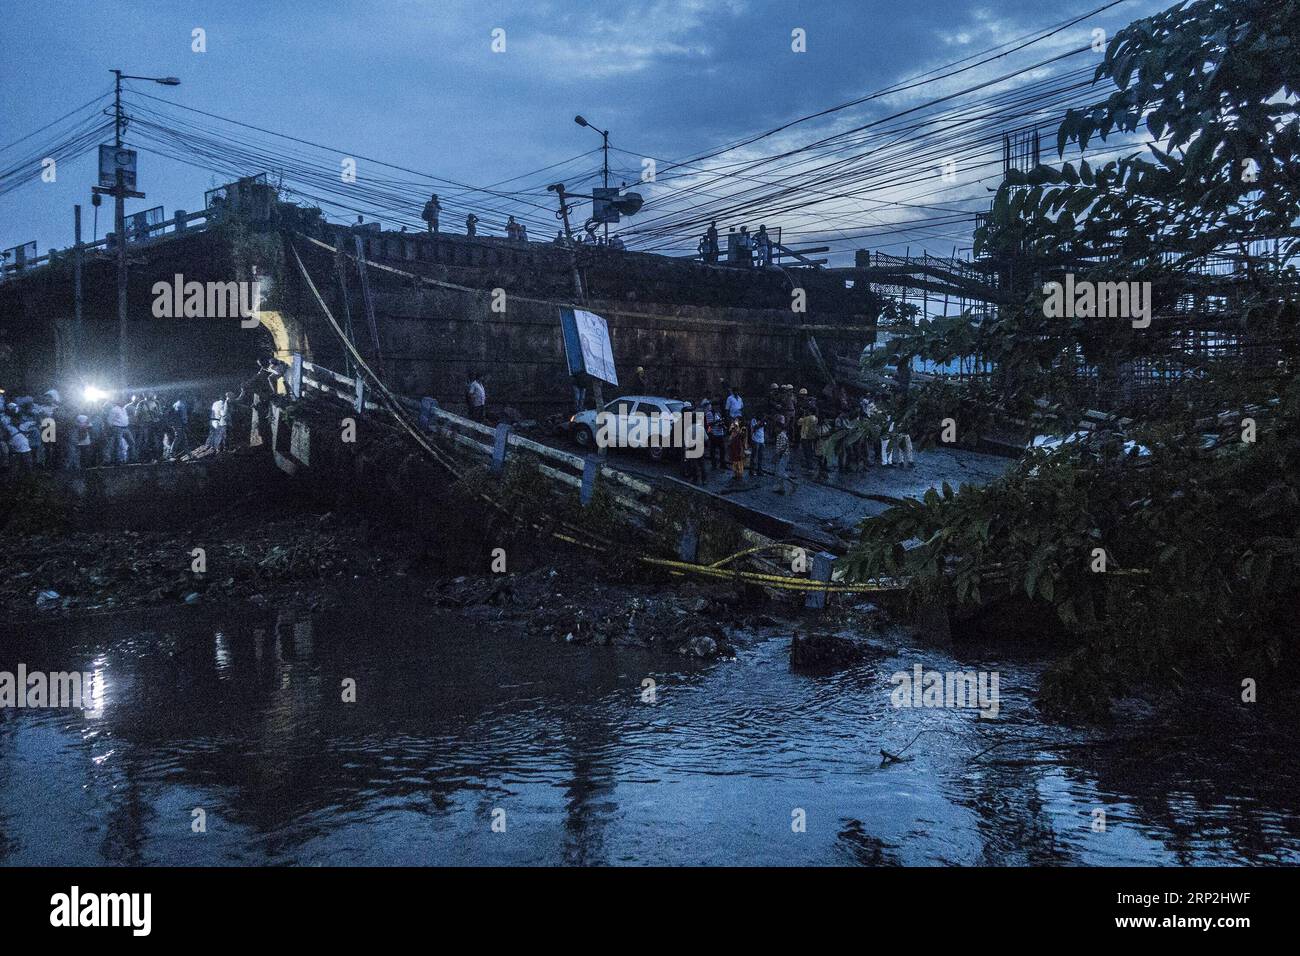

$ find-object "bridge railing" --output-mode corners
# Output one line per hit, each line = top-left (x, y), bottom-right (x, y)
(294, 355), (655, 518)
(0, 208), (213, 282)
(289, 354), (882, 608)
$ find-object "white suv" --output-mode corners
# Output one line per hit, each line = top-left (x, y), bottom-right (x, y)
(569, 395), (700, 462)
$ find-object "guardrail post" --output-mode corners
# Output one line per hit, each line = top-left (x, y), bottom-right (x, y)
(804, 551), (837, 610)
(491, 423), (512, 475)
(174, 209), (187, 233)
(580, 455), (600, 506)
(288, 352), (303, 399)
(354, 376), (366, 413)
(677, 520), (699, 563)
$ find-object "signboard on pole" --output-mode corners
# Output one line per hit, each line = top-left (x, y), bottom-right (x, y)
(559, 308), (618, 386)
(592, 187), (620, 224)
(98, 145), (137, 191)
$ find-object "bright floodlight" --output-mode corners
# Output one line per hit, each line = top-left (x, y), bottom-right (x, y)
(83, 385), (109, 403)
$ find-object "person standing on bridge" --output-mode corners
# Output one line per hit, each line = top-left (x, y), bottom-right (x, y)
(466, 371), (486, 423)
(208, 392), (232, 454)
(771, 415), (793, 495)
(749, 414), (766, 477)
(725, 386), (744, 422)
(139, 393), (163, 462)
(244, 358), (277, 448)
(5, 419), (32, 474)
(72, 414), (93, 470)
(168, 397), (189, 459)
(702, 400), (725, 473)
(106, 397), (131, 465)
(466, 213), (479, 238)
(726, 419), (748, 483)
(700, 221), (720, 264)
(422, 193), (441, 234)
(736, 226), (753, 267)
(754, 225), (773, 267)
(797, 405), (819, 473)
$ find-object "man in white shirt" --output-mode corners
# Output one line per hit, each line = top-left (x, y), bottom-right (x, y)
(466, 372), (486, 423)
(209, 391), (232, 453)
(725, 387), (743, 421)
(106, 400), (131, 465)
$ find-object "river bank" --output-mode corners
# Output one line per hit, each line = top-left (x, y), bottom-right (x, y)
(2, 446), (1294, 727)
(0, 460), (850, 663)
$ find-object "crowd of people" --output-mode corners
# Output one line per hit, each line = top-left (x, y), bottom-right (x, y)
(678, 380), (915, 496)
(698, 220), (775, 267)
(1, 358), (282, 479)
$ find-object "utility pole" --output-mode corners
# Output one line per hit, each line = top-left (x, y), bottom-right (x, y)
(548, 182), (585, 301)
(547, 182), (604, 421)
(574, 115), (611, 243)
(113, 70), (127, 391)
(73, 205), (83, 375)
(99, 69), (180, 391)
(600, 128), (609, 245)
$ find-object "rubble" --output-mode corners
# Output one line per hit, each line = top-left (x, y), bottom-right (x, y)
(0, 507), (402, 618)
(789, 629), (883, 669)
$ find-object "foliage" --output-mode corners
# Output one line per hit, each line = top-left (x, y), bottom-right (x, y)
(868, 0), (1300, 427)
(978, 0), (1300, 268)
(847, 1), (1300, 713)
(844, 377), (1300, 666)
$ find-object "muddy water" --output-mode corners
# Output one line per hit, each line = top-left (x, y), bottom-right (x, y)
(1, 586), (1297, 866)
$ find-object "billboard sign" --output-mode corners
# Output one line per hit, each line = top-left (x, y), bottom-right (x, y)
(98, 145), (137, 191)
(560, 308), (618, 386)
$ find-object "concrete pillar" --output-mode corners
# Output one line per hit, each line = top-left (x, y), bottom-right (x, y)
(491, 423), (512, 475)
(581, 455), (600, 506)
(677, 520), (699, 563)
(288, 352), (303, 399)
(804, 551), (836, 610)
(419, 397), (440, 432)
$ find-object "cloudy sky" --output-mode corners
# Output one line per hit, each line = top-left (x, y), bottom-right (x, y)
(1, 0), (1169, 264)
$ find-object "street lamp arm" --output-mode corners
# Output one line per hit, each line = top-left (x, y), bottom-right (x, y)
(118, 73), (182, 84)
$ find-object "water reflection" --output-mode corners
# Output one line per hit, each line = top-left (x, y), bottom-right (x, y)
(1, 585), (1298, 866)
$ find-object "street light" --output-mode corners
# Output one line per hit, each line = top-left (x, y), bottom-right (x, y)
(107, 70), (181, 390)
(574, 114), (611, 241)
